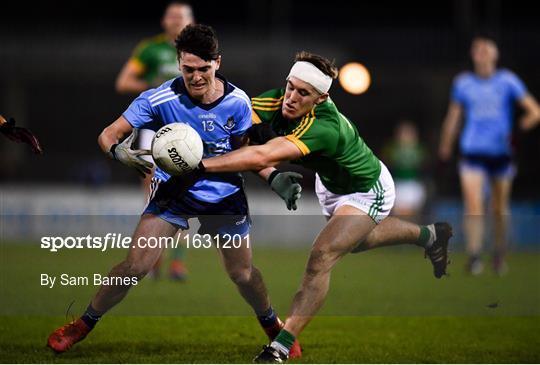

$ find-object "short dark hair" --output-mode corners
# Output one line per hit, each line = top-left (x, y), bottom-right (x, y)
(167, 1), (191, 7)
(165, 0), (192, 12)
(175, 24), (219, 61)
(472, 30), (498, 45)
(294, 51), (338, 79)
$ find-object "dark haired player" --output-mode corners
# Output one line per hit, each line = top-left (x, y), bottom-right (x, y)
(201, 51), (452, 362)
(46, 24), (301, 358)
(116, 0), (195, 281)
(439, 35), (540, 275)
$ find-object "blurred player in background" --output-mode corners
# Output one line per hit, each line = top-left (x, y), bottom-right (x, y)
(47, 24), (301, 357)
(116, 1), (193, 95)
(382, 120), (427, 217)
(116, 1), (194, 280)
(439, 34), (540, 275)
(200, 51), (452, 363)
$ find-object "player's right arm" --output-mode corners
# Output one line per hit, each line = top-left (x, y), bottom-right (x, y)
(115, 61), (150, 95)
(203, 136), (302, 173)
(439, 101), (463, 162)
(98, 116), (132, 153)
(98, 116), (153, 176)
(115, 39), (153, 94)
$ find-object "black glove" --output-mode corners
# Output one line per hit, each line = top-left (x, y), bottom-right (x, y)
(153, 162), (206, 209)
(0, 116), (43, 154)
(268, 170), (303, 210)
(248, 123), (278, 145)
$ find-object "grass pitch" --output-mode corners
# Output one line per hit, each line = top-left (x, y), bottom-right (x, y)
(1, 243), (539, 363)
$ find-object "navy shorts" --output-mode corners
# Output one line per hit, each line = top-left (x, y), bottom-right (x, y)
(459, 154), (515, 179)
(144, 178), (250, 236)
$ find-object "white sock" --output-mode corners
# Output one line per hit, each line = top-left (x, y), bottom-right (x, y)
(270, 341), (290, 356)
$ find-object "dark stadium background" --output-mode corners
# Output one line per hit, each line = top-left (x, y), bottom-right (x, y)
(1, 1), (540, 363)
(1, 0), (539, 199)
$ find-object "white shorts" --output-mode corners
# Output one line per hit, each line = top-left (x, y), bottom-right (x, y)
(394, 180), (426, 212)
(315, 162), (395, 224)
(138, 128), (156, 163)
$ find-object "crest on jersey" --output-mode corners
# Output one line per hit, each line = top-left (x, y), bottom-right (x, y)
(224, 116), (236, 130)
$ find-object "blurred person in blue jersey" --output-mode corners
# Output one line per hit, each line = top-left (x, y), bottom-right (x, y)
(115, 1), (195, 281)
(439, 34), (540, 275)
(47, 24), (302, 358)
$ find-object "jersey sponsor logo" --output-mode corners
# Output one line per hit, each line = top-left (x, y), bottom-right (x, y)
(167, 147), (191, 172)
(224, 116), (236, 130)
(198, 113), (217, 119)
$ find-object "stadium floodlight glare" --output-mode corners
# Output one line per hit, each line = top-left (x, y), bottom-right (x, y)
(338, 62), (371, 95)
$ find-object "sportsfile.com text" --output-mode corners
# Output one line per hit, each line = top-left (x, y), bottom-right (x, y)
(40, 233), (250, 252)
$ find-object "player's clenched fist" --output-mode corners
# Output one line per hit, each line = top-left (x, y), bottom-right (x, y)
(108, 128), (153, 177)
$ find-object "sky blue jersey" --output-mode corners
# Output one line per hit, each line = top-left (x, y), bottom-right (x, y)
(452, 69), (527, 156)
(123, 74), (252, 203)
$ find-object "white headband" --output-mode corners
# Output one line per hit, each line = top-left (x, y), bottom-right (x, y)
(287, 61), (332, 94)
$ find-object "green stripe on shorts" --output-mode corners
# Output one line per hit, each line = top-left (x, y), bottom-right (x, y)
(368, 180), (385, 222)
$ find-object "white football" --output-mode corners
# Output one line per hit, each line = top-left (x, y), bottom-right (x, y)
(151, 123), (204, 175)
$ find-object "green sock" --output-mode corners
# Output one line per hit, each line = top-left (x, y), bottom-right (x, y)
(272, 329), (295, 352)
(172, 245), (185, 260)
(416, 225), (435, 248)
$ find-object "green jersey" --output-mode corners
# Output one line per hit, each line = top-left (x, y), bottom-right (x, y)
(252, 88), (381, 194)
(383, 142), (426, 180)
(128, 34), (180, 85)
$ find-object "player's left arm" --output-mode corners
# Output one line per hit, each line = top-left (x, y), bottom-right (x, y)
(506, 71), (540, 131)
(518, 94), (540, 131)
(203, 137), (302, 172)
(116, 60), (150, 95)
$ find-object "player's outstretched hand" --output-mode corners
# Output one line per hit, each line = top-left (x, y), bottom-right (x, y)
(110, 129), (153, 177)
(0, 115), (43, 154)
(268, 170), (303, 210)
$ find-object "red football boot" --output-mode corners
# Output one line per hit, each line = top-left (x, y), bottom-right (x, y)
(47, 318), (91, 353)
(169, 259), (188, 281)
(262, 317), (302, 359)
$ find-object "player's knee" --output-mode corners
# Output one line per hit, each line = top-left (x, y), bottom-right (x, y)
(363, 228), (379, 245)
(115, 260), (153, 280)
(463, 194), (483, 214)
(492, 205), (509, 216)
(306, 247), (334, 276)
(227, 266), (252, 286)
(464, 204), (483, 215)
